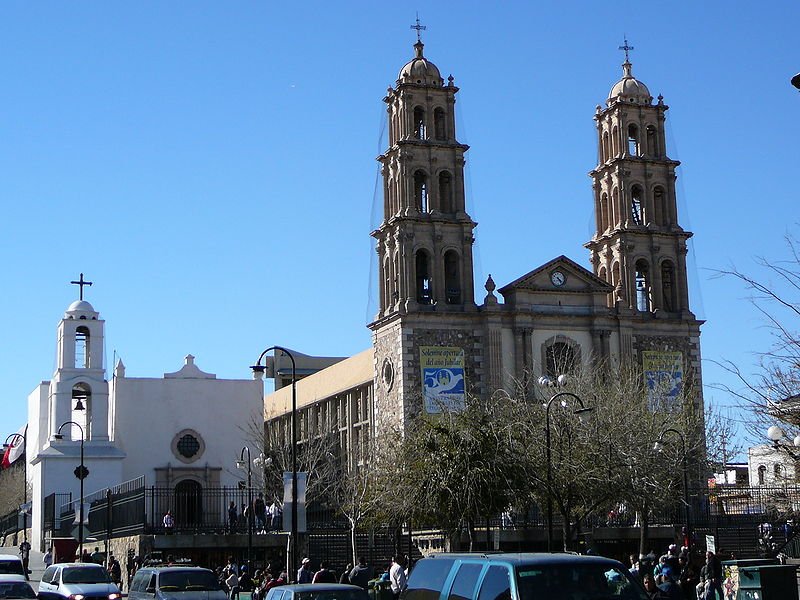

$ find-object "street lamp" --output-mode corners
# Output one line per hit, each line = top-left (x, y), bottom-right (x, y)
(237, 446), (253, 572)
(251, 346), (297, 580)
(538, 376), (593, 552)
(766, 425), (800, 461)
(54, 421), (86, 560)
(653, 428), (691, 553)
(3, 426), (28, 544)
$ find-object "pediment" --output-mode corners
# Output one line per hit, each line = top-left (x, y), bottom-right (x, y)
(498, 255), (612, 296)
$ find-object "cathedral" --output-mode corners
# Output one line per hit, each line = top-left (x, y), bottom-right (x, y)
(265, 39), (704, 459)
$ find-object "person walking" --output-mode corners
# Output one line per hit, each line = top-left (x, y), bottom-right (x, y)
(43, 547), (53, 569)
(389, 556), (407, 600)
(228, 502), (238, 534)
(312, 561), (336, 583)
(297, 558), (313, 584)
(18, 540), (31, 580)
(349, 557), (371, 590)
(108, 554), (122, 591)
(163, 510), (175, 534)
(704, 551), (724, 600)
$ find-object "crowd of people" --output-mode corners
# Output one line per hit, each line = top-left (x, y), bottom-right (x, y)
(628, 544), (730, 600)
(212, 554), (410, 600)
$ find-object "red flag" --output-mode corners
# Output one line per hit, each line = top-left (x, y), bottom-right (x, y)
(1, 425), (26, 469)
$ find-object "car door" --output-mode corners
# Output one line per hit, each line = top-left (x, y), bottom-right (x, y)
(37, 566), (59, 600)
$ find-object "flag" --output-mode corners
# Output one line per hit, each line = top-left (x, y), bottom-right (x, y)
(1, 425), (26, 469)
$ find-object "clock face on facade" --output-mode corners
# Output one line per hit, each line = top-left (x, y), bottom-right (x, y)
(550, 270), (566, 287)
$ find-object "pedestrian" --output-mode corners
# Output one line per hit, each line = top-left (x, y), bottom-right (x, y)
(643, 574), (665, 599)
(225, 568), (240, 600)
(108, 554), (122, 590)
(349, 557), (371, 590)
(43, 547), (53, 569)
(704, 551), (724, 600)
(163, 510), (174, 534)
(81, 549), (92, 563)
(254, 494), (268, 533)
(312, 561), (336, 583)
(339, 564), (353, 584)
(239, 566), (252, 592)
(228, 502), (238, 533)
(18, 540), (31, 580)
(91, 547), (104, 565)
(297, 558), (313, 583)
(389, 556), (407, 600)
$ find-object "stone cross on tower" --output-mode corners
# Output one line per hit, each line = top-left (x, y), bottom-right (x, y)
(410, 14), (426, 41)
(618, 36), (634, 62)
(70, 273), (93, 300)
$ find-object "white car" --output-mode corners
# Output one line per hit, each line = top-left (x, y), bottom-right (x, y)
(0, 555), (26, 580)
(38, 563), (121, 600)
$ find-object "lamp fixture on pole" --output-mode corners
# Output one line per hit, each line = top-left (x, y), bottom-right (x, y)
(3, 426), (28, 544)
(54, 420), (87, 559)
(653, 427), (691, 553)
(766, 425), (800, 459)
(251, 346), (297, 580)
(237, 446), (253, 571)
(538, 375), (593, 552)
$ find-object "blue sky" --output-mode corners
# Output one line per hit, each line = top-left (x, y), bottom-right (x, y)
(2, 2), (798, 458)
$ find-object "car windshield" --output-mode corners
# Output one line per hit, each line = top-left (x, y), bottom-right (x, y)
(159, 571), (221, 592)
(516, 565), (648, 600)
(62, 567), (112, 584)
(0, 582), (37, 599)
(295, 590), (370, 600)
(0, 562), (24, 576)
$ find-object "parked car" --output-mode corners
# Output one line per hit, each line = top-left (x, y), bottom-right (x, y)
(0, 556), (25, 578)
(0, 579), (37, 599)
(401, 553), (648, 600)
(37, 563), (121, 600)
(128, 566), (226, 600)
(264, 583), (370, 600)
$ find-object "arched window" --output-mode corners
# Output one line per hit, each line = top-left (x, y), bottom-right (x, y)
(611, 187), (620, 227)
(654, 186), (668, 226)
(646, 125), (657, 156)
(413, 107), (426, 139)
(661, 261), (677, 312)
(758, 465), (766, 485)
(602, 131), (610, 162)
(545, 341), (578, 378)
(444, 250), (461, 304)
(611, 262), (622, 305)
(635, 260), (651, 312)
(627, 124), (640, 156)
(598, 266), (607, 282)
(414, 170), (429, 212)
(611, 125), (619, 156)
(631, 186), (644, 225)
(434, 108), (446, 140)
(174, 480), (203, 528)
(75, 326), (90, 368)
(438, 171), (452, 212)
(775, 464), (783, 480)
(416, 250), (432, 304)
(599, 193), (609, 232)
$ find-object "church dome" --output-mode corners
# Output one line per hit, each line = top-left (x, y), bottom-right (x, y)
(65, 300), (98, 319)
(608, 61), (652, 106)
(398, 41), (443, 86)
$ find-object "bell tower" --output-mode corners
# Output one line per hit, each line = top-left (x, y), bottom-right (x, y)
(370, 35), (481, 435)
(49, 275), (110, 441)
(586, 44), (694, 319)
(372, 39), (476, 319)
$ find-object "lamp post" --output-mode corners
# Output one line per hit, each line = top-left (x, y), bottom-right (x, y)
(3, 426), (28, 544)
(653, 428), (690, 553)
(251, 346), (297, 580)
(237, 446), (253, 572)
(538, 376), (593, 552)
(55, 421), (86, 559)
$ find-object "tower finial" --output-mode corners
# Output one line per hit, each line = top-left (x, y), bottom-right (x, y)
(70, 273), (93, 301)
(410, 13), (426, 42)
(618, 36), (634, 63)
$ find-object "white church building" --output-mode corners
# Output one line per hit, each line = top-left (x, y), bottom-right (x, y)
(23, 291), (262, 550)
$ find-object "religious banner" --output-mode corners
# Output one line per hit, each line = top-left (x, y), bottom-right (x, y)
(642, 350), (683, 410)
(420, 346), (465, 413)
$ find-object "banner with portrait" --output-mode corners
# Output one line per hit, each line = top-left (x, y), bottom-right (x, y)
(420, 346), (465, 413)
(642, 350), (683, 410)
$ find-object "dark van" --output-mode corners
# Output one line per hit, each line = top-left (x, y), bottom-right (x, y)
(401, 553), (647, 600)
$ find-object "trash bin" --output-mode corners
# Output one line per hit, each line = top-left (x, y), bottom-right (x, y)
(368, 579), (393, 600)
(736, 564), (798, 600)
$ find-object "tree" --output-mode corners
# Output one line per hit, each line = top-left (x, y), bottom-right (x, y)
(714, 230), (800, 440)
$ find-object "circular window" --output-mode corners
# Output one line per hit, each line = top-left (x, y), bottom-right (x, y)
(382, 358), (395, 391)
(171, 429), (205, 464)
